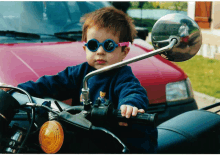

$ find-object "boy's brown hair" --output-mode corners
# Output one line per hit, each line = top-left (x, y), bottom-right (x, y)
(80, 7), (137, 44)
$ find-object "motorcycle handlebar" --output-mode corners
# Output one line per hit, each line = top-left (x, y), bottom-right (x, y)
(114, 110), (157, 127)
(11, 92), (157, 127)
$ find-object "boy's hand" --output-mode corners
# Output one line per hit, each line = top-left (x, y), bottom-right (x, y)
(0, 83), (12, 92)
(119, 105), (145, 126)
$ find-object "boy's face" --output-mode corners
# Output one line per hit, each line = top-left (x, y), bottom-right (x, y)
(83, 26), (130, 69)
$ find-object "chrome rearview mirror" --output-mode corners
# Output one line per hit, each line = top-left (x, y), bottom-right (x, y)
(151, 13), (202, 62)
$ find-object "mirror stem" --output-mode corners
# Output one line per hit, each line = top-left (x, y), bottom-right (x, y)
(82, 39), (177, 106)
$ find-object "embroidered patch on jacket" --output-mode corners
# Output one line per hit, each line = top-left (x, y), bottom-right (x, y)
(99, 91), (106, 103)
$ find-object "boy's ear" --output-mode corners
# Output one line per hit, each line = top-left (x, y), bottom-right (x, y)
(122, 47), (130, 59)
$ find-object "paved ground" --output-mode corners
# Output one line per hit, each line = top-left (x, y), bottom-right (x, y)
(194, 91), (220, 113)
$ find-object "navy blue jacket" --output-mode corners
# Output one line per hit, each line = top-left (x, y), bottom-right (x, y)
(17, 62), (149, 110)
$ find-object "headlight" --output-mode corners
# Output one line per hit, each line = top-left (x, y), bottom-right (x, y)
(166, 78), (194, 103)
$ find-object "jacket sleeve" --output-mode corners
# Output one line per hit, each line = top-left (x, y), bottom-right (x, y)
(17, 66), (77, 100)
(114, 67), (149, 111)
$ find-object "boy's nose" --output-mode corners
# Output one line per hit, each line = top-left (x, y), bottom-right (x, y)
(96, 46), (106, 55)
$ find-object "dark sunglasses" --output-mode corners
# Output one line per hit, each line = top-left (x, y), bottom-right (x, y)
(84, 39), (130, 53)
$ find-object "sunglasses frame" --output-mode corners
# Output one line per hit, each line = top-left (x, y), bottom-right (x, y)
(84, 39), (130, 53)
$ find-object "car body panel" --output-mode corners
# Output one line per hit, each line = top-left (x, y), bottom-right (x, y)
(0, 40), (187, 104)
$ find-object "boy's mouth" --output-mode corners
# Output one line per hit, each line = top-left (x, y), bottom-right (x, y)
(96, 59), (106, 64)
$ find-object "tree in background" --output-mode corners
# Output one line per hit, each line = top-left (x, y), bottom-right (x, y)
(159, 2), (187, 11)
(111, 2), (130, 13)
(129, 1), (187, 11)
(151, 2), (160, 9)
(130, 2), (139, 9)
(130, 1), (155, 9)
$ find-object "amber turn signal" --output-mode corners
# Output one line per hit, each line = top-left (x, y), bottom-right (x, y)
(39, 121), (64, 154)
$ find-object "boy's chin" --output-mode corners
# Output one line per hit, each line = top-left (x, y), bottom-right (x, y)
(94, 65), (106, 70)
(93, 63), (111, 70)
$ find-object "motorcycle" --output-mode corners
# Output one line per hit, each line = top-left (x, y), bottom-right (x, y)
(0, 13), (219, 154)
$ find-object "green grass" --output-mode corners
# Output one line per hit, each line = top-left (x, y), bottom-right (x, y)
(175, 55), (220, 98)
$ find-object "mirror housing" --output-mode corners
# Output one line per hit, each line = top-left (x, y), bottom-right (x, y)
(151, 13), (202, 62)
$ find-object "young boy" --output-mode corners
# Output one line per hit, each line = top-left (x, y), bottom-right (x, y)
(2, 7), (157, 153)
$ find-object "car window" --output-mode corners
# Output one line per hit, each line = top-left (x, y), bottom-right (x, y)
(66, 1), (110, 23)
(45, 2), (70, 26)
(0, 2), (23, 31)
(0, 1), (110, 36)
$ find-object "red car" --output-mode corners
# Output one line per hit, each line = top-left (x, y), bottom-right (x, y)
(0, 1), (197, 125)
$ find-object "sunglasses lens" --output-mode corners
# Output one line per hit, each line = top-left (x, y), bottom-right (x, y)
(104, 40), (114, 52)
(88, 40), (98, 51)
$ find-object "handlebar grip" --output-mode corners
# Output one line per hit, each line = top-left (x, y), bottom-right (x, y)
(114, 110), (158, 127)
